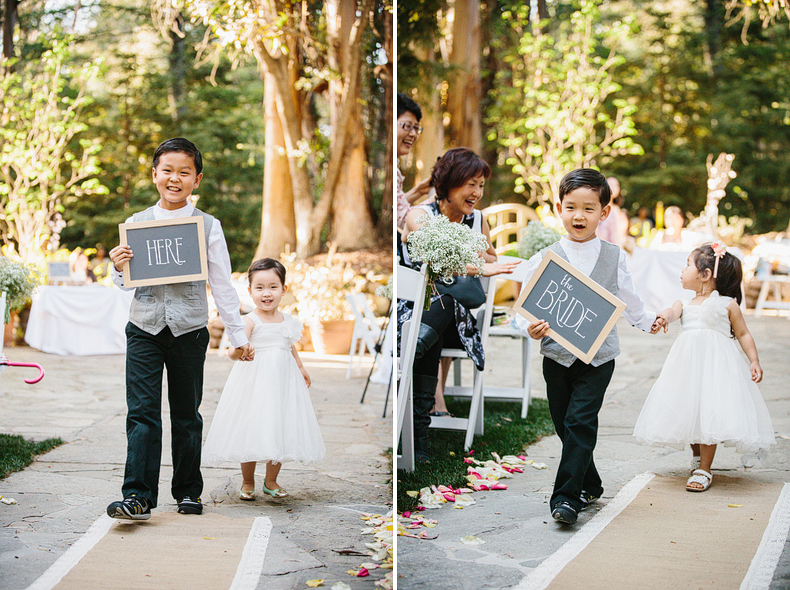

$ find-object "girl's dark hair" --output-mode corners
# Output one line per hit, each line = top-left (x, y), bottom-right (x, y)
(153, 138), (203, 175)
(248, 258), (286, 286)
(558, 168), (611, 207)
(397, 93), (422, 120)
(430, 147), (491, 201)
(691, 244), (742, 304)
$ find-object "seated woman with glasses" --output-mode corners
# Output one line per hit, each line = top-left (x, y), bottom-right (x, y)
(397, 93), (432, 229)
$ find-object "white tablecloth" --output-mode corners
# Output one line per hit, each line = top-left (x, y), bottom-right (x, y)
(25, 286), (134, 355)
(626, 247), (696, 312)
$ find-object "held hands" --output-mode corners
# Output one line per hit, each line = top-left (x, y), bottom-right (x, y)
(527, 319), (550, 340)
(109, 244), (133, 272)
(650, 313), (668, 334)
(237, 343), (255, 362)
(750, 361), (763, 383)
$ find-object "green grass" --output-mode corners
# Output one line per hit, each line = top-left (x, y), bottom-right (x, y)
(397, 398), (555, 512)
(0, 434), (63, 480)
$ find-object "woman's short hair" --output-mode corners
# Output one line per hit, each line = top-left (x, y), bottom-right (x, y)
(430, 148), (491, 201)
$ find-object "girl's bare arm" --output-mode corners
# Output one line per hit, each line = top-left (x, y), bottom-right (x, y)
(728, 300), (763, 382)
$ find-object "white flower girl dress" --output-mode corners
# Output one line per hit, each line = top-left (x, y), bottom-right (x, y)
(203, 312), (326, 465)
(634, 292), (775, 453)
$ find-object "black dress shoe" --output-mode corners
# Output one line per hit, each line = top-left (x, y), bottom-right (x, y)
(551, 501), (578, 524)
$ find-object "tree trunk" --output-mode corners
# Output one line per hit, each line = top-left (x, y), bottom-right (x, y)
(447, 0), (482, 154)
(412, 46), (444, 187)
(327, 0), (377, 250)
(168, 13), (186, 122)
(255, 71), (296, 261)
(3, 0), (19, 63)
(376, 0), (394, 238)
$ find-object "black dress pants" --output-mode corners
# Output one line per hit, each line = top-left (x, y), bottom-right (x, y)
(543, 357), (615, 512)
(122, 322), (209, 507)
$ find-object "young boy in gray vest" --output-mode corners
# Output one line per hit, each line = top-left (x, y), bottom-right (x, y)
(106, 138), (254, 520)
(515, 169), (660, 525)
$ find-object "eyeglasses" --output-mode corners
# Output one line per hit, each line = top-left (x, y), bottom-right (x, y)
(398, 121), (423, 135)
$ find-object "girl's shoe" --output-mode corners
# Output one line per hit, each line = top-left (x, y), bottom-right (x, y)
(686, 469), (712, 492)
(240, 489), (255, 501)
(262, 483), (289, 498)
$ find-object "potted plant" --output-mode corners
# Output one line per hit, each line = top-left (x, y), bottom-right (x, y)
(280, 247), (366, 355)
(0, 257), (40, 347)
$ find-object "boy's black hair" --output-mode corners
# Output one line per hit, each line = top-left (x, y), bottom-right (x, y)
(691, 244), (743, 305)
(558, 168), (611, 207)
(153, 138), (203, 175)
(248, 258), (286, 286)
(397, 93), (422, 120)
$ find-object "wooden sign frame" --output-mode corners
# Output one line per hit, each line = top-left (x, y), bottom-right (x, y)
(119, 217), (208, 288)
(512, 249), (626, 364)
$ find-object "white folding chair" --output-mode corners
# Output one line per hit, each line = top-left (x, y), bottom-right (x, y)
(484, 255), (533, 418)
(396, 263), (428, 472)
(345, 292), (383, 379)
(430, 275), (496, 451)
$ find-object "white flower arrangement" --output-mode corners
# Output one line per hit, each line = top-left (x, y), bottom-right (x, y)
(406, 214), (488, 307)
(375, 275), (393, 300)
(0, 257), (40, 323)
(517, 220), (564, 260)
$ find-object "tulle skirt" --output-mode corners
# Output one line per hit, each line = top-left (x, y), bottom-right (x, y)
(203, 349), (326, 465)
(633, 329), (775, 453)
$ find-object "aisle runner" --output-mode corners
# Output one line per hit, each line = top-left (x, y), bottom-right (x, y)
(26, 512), (272, 590)
(520, 474), (790, 590)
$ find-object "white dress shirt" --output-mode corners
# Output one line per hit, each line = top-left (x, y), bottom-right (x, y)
(514, 236), (656, 335)
(111, 203), (249, 348)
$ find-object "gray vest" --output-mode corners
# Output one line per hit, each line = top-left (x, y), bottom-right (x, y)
(128, 207), (214, 337)
(540, 241), (621, 367)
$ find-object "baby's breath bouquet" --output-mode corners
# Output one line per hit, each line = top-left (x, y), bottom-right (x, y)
(375, 275), (393, 300)
(406, 214), (488, 308)
(517, 220), (564, 260)
(0, 257), (40, 323)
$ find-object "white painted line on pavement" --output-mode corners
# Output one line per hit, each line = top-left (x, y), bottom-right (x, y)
(514, 471), (656, 590)
(741, 482), (790, 590)
(25, 513), (114, 590)
(229, 516), (273, 590)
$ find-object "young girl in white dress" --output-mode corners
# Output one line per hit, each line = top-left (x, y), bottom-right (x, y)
(634, 242), (774, 492)
(203, 258), (326, 499)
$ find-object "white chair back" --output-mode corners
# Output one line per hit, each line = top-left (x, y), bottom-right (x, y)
(396, 263), (428, 472)
(345, 293), (383, 378)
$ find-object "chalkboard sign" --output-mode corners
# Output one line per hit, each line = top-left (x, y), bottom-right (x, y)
(119, 217), (208, 287)
(512, 250), (626, 364)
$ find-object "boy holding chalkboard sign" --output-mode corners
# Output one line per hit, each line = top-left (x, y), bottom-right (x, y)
(106, 138), (253, 520)
(514, 169), (660, 525)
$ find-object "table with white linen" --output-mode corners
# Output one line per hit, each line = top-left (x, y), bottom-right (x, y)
(25, 285), (134, 355)
(627, 247), (695, 312)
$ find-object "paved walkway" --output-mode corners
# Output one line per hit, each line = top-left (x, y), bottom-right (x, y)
(398, 311), (790, 589)
(0, 346), (392, 590)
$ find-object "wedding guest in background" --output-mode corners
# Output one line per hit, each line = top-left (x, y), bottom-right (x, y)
(398, 147), (517, 461)
(597, 177), (629, 248)
(397, 93), (431, 230)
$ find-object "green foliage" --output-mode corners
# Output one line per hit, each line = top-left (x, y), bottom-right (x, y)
(488, 0), (642, 207)
(53, 6), (265, 271)
(0, 36), (107, 260)
(0, 258), (41, 322)
(0, 434), (63, 480)
(397, 398), (555, 512)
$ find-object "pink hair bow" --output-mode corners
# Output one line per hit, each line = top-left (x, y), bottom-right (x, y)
(711, 240), (726, 278)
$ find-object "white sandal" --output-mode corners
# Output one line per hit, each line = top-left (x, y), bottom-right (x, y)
(686, 469), (712, 492)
